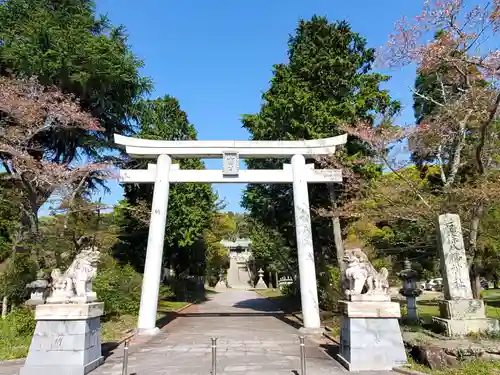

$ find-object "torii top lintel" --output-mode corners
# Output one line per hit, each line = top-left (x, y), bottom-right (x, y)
(114, 133), (348, 159)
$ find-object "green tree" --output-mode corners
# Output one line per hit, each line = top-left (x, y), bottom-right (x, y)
(224, 212), (251, 240)
(0, 0), (150, 241)
(0, 0), (149, 314)
(203, 212), (235, 282)
(0, 179), (20, 264)
(242, 16), (400, 276)
(39, 196), (119, 269)
(0, 0), (150, 139)
(115, 96), (216, 276)
(0, 181), (24, 316)
(248, 220), (294, 278)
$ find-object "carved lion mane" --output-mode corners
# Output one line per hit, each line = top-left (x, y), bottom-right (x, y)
(342, 248), (389, 298)
(51, 245), (100, 298)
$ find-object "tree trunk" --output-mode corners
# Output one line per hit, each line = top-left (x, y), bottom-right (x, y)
(468, 203), (485, 299)
(1, 295), (7, 318)
(328, 185), (345, 273)
(470, 265), (482, 299)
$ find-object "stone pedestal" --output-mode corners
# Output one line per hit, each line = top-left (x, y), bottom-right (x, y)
(214, 280), (227, 291)
(254, 278), (267, 290)
(26, 298), (46, 307)
(215, 270), (227, 291)
(433, 316), (500, 337)
(20, 302), (104, 375)
(254, 269), (268, 290)
(440, 299), (486, 319)
(432, 299), (500, 336)
(407, 296), (418, 322)
(350, 294), (391, 302)
(337, 301), (407, 372)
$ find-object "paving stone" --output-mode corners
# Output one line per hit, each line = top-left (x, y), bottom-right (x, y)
(0, 290), (401, 375)
(225, 364), (263, 371)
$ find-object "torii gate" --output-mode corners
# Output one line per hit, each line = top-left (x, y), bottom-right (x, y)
(115, 133), (347, 334)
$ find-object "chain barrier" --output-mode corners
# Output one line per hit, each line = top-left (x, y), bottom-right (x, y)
(119, 335), (306, 375)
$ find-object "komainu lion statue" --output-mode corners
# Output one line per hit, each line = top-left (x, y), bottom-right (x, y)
(48, 243), (101, 303)
(342, 248), (389, 299)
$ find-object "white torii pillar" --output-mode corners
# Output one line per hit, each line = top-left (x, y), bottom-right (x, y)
(114, 133), (347, 334)
(291, 154), (321, 330)
(137, 154), (171, 334)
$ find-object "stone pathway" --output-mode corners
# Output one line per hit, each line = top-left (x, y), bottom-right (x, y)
(1, 290), (397, 374)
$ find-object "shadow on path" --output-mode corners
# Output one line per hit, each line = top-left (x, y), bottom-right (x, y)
(232, 297), (283, 311)
(169, 311), (303, 330)
(320, 342), (341, 361)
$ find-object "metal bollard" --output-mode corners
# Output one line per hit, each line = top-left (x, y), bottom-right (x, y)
(299, 336), (306, 375)
(122, 340), (129, 375)
(211, 337), (217, 375)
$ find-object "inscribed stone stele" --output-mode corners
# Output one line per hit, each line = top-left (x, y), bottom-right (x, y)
(437, 214), (473, 300)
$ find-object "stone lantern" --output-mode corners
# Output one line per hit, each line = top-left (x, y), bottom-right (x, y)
(398, 258), (422, 322)
(254, 268), (268, 290)
(215, 268), (227, 290)
(25, 270), (50, 306)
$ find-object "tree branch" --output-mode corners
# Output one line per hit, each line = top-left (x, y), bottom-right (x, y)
(379, 153), (433, 209)
(436, 144), (447, 185)
(63, 172), (91, 231)
(476, 92), (500, 175)
(410, 86), (445, 108)
(436, 72), (448, 105)
(444, 110), (473, 187)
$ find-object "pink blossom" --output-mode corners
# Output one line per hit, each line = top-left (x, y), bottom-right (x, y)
(0, 76), (109, 211)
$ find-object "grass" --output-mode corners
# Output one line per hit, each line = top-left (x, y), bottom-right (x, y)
(158, 300), (190, 311)
(99, 300), (191, 343)
(256, 289), (301, 313)
(256, 289), (342, 335)
(0, 300), (191, 361)
(0, 329), (31, 360)
(413, 289), (500, 322)
(405, 358), (500, 375)
(101, 314), (138, 342)
(256, 289), (282, 298)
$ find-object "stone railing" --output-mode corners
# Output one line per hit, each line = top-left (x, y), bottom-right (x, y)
(278, 276), (293, 291)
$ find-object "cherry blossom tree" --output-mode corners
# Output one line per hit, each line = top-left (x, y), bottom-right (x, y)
(341, 0), (500, 296)
(0, 75), (111, 315)
(0, 75), (109, 246)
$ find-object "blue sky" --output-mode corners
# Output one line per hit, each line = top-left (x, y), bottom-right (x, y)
(91, 0), (424, 213)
